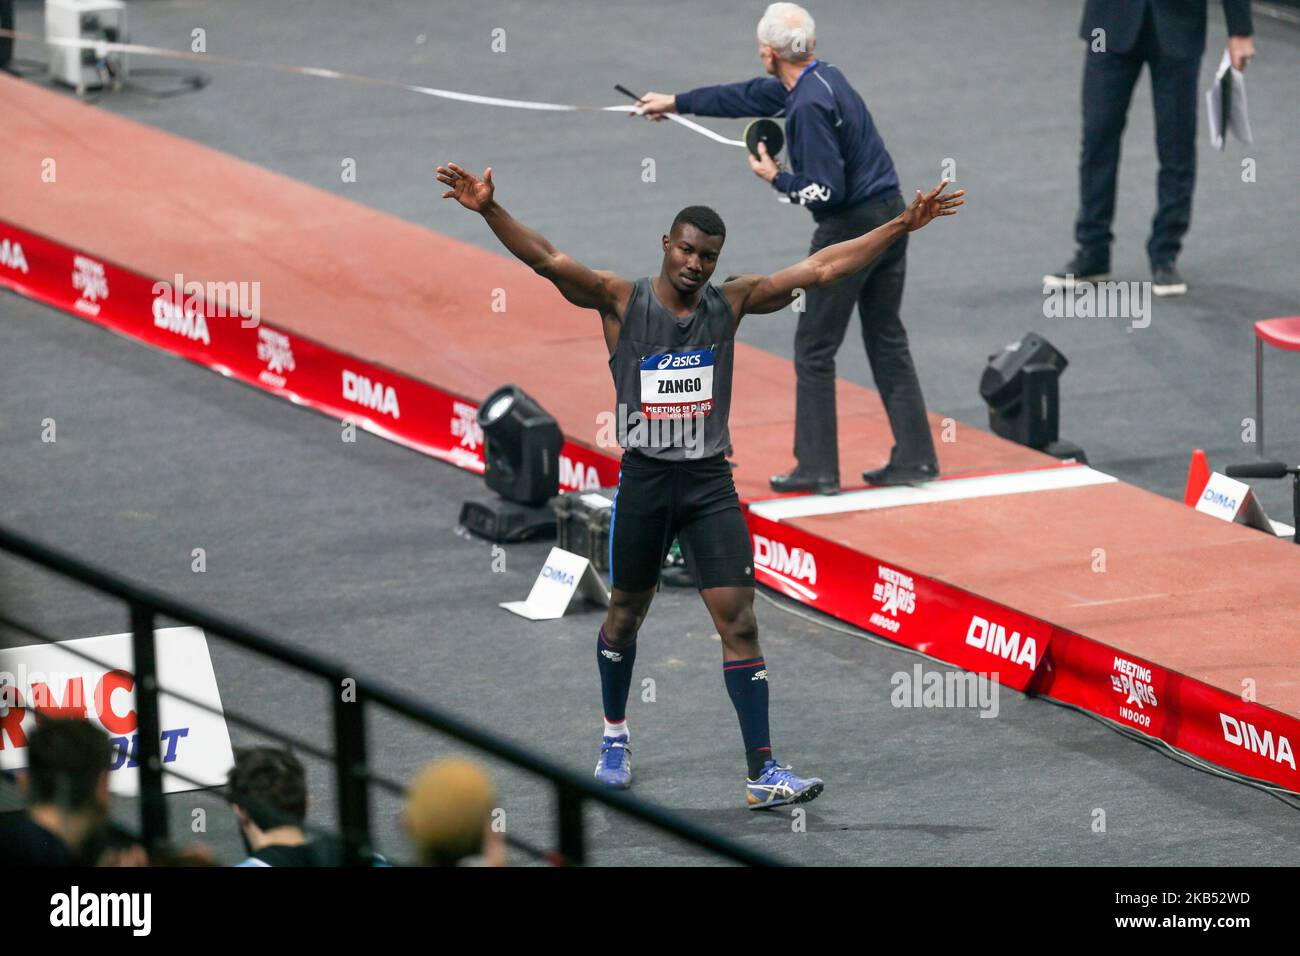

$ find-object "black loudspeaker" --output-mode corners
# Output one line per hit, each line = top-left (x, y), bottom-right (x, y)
(476, 384), (563, 507)
(0, 1), (14, 71)
(980, 333), (1085, 462)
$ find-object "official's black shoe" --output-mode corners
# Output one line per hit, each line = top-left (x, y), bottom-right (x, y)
(769, 469), (839, 495)
(861, 462), (939, 486)
(1042, 251), (1109, 289)
(1151, 262), (1187, 297)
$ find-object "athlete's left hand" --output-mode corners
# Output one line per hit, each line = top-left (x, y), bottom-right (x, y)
(899, 179), (965, 232)
(748, 141), (781, 183)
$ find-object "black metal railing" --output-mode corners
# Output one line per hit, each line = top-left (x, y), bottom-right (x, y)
(0, 523), (781, 867)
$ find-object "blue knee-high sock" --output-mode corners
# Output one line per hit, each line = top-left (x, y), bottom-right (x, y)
(597, 625), (636, 734)
(723, 657), (773, 778)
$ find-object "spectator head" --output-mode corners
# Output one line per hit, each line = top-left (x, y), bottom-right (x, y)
(227, 747), (308, 837)
(403, 757), (499, 867)
(23, 716), (112, 816)
(757, 3), (816, 69)
(19, 717), (113, 856)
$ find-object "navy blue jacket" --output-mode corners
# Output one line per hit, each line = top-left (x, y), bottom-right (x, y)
(675, 61), (899, 221)
(1079, 0), (1253, 59)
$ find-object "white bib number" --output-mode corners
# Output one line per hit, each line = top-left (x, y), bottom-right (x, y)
(639, 349), (715, 420)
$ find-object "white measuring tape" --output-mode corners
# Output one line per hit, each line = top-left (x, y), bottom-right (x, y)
(1, 29), (746, 148)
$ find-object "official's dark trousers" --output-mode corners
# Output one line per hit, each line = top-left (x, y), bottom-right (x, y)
(794, 192), (936, 478)
(1076, 7), (1201, 267)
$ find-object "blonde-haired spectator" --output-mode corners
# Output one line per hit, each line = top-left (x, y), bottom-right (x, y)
(403, 757), (505, 867)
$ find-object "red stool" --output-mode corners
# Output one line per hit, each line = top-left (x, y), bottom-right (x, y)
(1254, 316), (1300, 458)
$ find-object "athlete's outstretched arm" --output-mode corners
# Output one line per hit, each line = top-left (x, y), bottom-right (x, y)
(436, 163), (632, 315)
(727, 179), (964, 318)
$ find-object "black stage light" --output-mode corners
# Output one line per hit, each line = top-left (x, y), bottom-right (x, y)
(478, 384), (562, 505)
(979, 333), (1086, 462)
(457, 385), (563, 542)
(979, 332), (1068, 414)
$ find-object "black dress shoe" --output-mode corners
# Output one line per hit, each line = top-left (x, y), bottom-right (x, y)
(861, 462), (939, 486)
(1042, 250), (1109, 289)
(769, 469), (840, 494)
(1151, 262), (1187, 297)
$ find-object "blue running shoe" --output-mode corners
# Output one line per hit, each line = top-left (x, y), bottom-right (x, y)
(746, 760), (823, 810)
(594, 735), (632, 789)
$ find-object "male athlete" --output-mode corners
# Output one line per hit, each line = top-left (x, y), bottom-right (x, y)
(438, 161), (962, 808)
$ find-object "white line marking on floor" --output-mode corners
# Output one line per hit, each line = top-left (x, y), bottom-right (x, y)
(1066, 593), (1171, 608)
(748, 466), (1118, 520)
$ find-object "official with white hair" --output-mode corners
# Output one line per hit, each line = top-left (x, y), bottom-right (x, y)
(637, 3), (939, 491)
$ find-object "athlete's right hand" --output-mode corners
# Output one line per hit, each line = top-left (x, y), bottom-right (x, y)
(437, 163), (495, 212)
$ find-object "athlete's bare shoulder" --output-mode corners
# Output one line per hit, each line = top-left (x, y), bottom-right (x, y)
(593, 271), (635, 319)
(598, 272), (635, 355)
(719, 274), (764, 325)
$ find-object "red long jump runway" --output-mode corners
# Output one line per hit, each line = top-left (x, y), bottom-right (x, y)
(4, 73), (1299, 792)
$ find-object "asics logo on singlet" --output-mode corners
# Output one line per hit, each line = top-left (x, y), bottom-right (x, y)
(656, 353), (703, 370)
(752, 669), (768, 682)
(600, 648), (623, 663)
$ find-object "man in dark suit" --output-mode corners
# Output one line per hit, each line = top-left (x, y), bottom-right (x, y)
(1045, 0), (1255, 297)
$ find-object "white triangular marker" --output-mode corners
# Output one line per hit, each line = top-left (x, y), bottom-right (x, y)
(1195, 472), (1274, 533)
(500, 547), (610, 620)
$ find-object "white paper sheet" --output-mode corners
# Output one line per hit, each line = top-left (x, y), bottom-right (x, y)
(1206, 49), (1253, 150)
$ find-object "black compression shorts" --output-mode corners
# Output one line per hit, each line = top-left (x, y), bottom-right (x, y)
(608, 449), (754, 592)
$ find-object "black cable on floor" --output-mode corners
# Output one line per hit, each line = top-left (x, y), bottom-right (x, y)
(124, 65), (209, 99)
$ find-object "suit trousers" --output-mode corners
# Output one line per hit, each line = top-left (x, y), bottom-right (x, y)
(793, 192), (937, 477)
(1075, 6), (1201, 266)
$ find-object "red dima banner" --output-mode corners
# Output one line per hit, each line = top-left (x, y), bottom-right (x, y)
(1034, 632), (1300, 790)
(743, 509), (1050, 692)
(0, 219), (620, 492)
